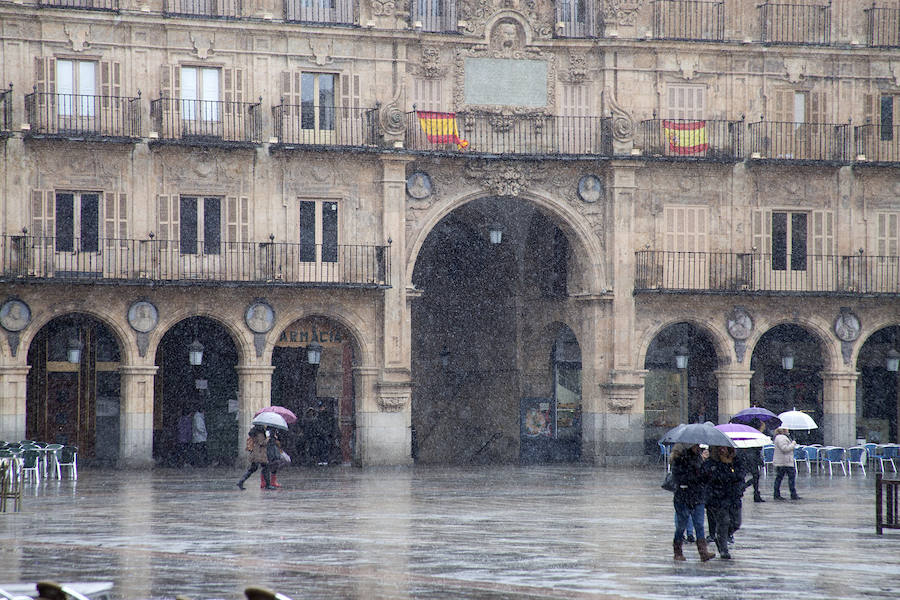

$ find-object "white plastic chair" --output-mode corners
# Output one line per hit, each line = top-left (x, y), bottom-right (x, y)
(43, 443), (64, 479)
(20, 449), (41, 482)
(846, 446), (867, 476)
(56, 445), (78, 480)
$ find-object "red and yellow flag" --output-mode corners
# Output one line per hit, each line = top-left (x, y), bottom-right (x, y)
(416, 111), (469, 150)
(662, 120), (708, 155)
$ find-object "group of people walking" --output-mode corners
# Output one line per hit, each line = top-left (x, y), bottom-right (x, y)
(669, 419), (801, 561)
(236, 426), (286, 490)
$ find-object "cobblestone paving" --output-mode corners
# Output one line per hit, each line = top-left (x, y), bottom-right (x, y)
(2, 465), (899, 600)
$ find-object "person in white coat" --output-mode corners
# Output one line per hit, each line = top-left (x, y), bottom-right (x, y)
(191, 406), (208, 467)
(772, 426), (801, 500)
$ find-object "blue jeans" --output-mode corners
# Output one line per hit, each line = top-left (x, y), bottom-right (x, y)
(673, 512), (694, 537)
(774, 466), (797, 498)
(674, 501), (705, 542)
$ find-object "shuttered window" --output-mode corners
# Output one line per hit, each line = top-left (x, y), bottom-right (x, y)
(299, 200), (339, 263)
(877, 213), (900, 256)
(663, 205), (708, 252)
(666, 85), (705, 120)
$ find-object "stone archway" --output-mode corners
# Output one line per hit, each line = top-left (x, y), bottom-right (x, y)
(856, 326), (900, 444)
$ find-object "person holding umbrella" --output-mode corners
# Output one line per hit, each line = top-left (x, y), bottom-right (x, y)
(670, 443), (715, 562)
(237, 425), (274, 490)
(735, 418), (767, 503)
(704, 445), (745, 559)
(773, 426), (801, 500)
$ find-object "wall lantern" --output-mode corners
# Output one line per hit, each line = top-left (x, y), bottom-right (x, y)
(66, 336), (84, 364)
(886, 348), (900, 372)
(781, 346), (795, 371)
(489, 223), (503, 245)
(306, 341), (323, 365)
(188, 338), (204, 366)
(674, 345), (689, 370)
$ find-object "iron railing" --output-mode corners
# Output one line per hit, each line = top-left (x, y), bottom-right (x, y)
(284, 0), (354, 24)
(0, 86), (11, 133)
(635, 250), (900, 295)
(150, 97), (261, 143)
(411, 0), (457, 33)
(25, 92), (141, 139)
(637, 118), (743, 160)
(272, 104), (378, 147)
(555, 0), (601, 38)
(652, 0), (725, 41)
(37, 0), (118, 9)
(865, 6), (900, 48)
(0, 235), (390, 287)
(405, 111), (613, 157)
(747, 120), (850, 161)
(855, 123), (900, 163)
(759, 1), (831, 45)
(163, 0), (242, 18)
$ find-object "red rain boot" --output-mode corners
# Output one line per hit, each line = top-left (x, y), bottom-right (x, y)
(272, 474), (281, 488)
(260, 473), (266, 489)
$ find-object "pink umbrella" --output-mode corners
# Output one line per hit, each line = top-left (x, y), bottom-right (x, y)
(253, 406), (297, 424)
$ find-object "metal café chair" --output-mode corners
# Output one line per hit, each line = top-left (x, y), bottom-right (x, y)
(880, 444), (899, 473)
(804, 445), (820, 473)
(658, 441), (671, 472)
(822, 446), (847, 476)
(864, 443), (882, 472)
(56, 445), (78, 480)
(846, 446), (867, 476)
(793, 445), (810, 474)
(761, 444), (774, 476)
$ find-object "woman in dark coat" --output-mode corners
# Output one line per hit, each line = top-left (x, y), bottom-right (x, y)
(237, 425), (274, 490)
(704, 445), (745, 559)
(670, 443), (715, 561)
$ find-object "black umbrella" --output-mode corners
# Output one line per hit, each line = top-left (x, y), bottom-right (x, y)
(660, 423), (736, 447)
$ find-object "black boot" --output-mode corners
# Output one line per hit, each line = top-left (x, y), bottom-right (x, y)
(237, 470), (252, 490)
(753, 491), (765, 503)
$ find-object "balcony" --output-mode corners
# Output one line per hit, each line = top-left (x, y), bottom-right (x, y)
(555, 0), (601, 38)
(271, 104), (378, 148)
(635, 251), (900, 296)
(747, 120), (850, 162)
(163, 0), (242, 19)
(411, 0), (457, 33)
(0, 86), (11, 136)
(24, 92), (141, 140)
(855, 123), (900, 164)
(150, 97), (261, 146)
(0, 235), (390, 288)
(284, 0), (354, 25)
(405, 111), (613, 157)
(758, 1), (831, 46)
(37, 0), (118, 10)
(637, 118), (743, 160)
(865, 6), (900, 48)
(651, 0), (725, 42)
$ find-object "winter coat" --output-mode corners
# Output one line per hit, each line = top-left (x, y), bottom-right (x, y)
(773, 433), (797, 467)
(246, 430), (268, 464)
(704, 457), (745, 508)
(671, 450), (707, 508)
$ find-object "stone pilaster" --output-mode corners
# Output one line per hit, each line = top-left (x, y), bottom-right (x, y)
(235, 364), (275, 456)
(597, 369), (647, 465)
(714, 367), (754, 424)
(820, 370), (859, 448)
(118, 365), (158, 467)
(354, 366), (412, 466)
(0, 364), (30, 443)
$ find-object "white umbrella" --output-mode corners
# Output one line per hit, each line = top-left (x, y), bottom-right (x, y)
(777, 409), (818, 430)
(251, 411), (289, 431)
(729, 433), (773, 448)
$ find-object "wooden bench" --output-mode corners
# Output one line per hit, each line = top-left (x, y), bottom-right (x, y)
(876, 474), (900, 535)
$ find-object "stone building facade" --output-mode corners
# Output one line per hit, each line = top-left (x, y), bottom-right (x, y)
(0, 0), (898, 467)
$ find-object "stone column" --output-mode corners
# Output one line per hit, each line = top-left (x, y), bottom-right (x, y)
(0, 364), (30, 443)
(118, 365), (158, 467)
(599, 370), (648, 465)
(235, 364), (275, 456)
(820, 370), (858, 448)
(354, 366), (412, 466)
(714, 367), (754, 424)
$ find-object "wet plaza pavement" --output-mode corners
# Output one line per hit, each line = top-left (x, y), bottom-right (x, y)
(2, 464), (900, 600)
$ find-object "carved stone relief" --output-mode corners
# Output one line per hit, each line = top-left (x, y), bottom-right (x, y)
(458, 0), (554, 39)
(64, 25), (92, 52)
(189, 32), (215, 60)
(601, 0), (645, 27)
(411, 45), (448, 79)
(564, 51), (588, 84)
(676, 54), (699, 81)
(370, 0), (398, 16)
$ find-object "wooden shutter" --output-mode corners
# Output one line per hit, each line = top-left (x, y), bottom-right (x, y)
(771, 89), (794, 122)
(810, 210), (833, 256)
(157, 194), (179, 249)
(226, 196), (249, 243)
(31, 190), (55, 244)
(105, 191), (127, 248)
(561, 83), (589, 117)
(280, 70), (303, 117)
(34, 57), (56, 120)
(808, 91), (826, 124)
(223, 67), (243, 115)
(412, 78), (442, 112)
(100, 61), (121, 107)
(667, 85), (705, 120)
(877, 213), (900, 256)
(340, 72), (360, 110)
(663, 206), (708, 252)
(752, 209), (772, 253)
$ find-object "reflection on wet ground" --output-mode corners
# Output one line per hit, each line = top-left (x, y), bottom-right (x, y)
(1, 465), (899, 600)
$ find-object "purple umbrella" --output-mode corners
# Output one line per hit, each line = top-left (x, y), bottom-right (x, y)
(253, 406), (297, 424)
(730, 407), (782, 428)
(715, 424), (773, 448)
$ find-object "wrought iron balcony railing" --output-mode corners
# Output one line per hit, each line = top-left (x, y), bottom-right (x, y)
(555, 0), (601, 38)
(284, 0), (354, 25)
(37, 0), (118, 10)
(411, 0), (457, 33)
(1, 235), (390, 288)
(635, 250), (900, 295)
(652, 0), (725, 42)
(163, 0), (242, 18)
(759, 1), (831, 45)
(150, 97), (261, 144)
(25, 92), (141, 139)
(0, 86), (11, 134)
(865, 6), (900, 48)
(637, 118), (743, 160)
(747, 120), (850, 162)
(271, 104), (378, 147)
(855, 123), (900, 163)
(405, 111), (613, 157)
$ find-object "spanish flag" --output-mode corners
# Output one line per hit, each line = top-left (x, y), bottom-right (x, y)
(662, 120), (708, 155)
(416, 110), (469, 150)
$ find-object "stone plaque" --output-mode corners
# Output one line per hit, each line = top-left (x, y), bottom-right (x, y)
(464, 58), (548, 107)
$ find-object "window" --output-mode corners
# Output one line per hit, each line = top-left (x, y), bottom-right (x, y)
(771, 212), (806, 271)
(301, 73), (335, 132)
(877, 213), (900, 256)
(559, 0), (586, 25)
(55, 191), (100, 252)
(180, 196), (221, 255)
(57, 59), (96, 117)
(772, 89), (827, 124)
(666, 85), (705, 120)
(663, 206), (708, 252)
(181, 66), (220, 122)
(412, 78), (443, 112)
(299, 200), (338, 263)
